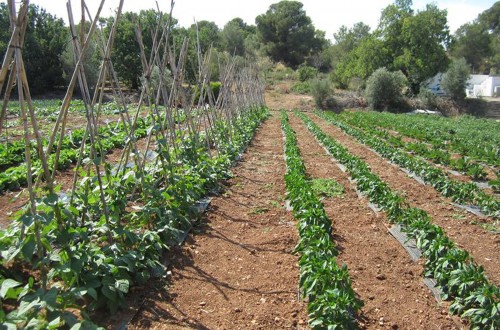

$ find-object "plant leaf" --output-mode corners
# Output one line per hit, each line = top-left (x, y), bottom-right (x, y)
(0, 278), (22, 298)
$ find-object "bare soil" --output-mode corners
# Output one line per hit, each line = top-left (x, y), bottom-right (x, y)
(264, 85), (314, 111)
(128, 113), (309, 329)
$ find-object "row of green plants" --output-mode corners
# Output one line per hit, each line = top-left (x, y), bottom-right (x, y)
(317, 112), (500, 219)
(0, 119), (149, 194)
(0, 139), (25, 170)
(339, 111), (500, 168)
(296, 111), (499, 329)
(2, 100), (129, 121)
(0, 106), (269, 328)
(339, 114), (493, 183)
(281, 111), (363, 329)
(0, 104), (191, 174)
(0, 107), (144, 172)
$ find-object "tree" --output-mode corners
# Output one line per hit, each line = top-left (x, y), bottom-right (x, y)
(365, 67), (407, 111)
(182, 21), (222, 83)
(333, 22), (371, 55)
(372, 1), (450, 93)
(450, 2), (500, 75)
(108, 10), (176, 90)
(0, 4), (68, 94)
(0, 4), (11, 65)
(451, 23), (492, 73)
(188, 20), (221, 55)
(396, 4), (450, 92)
(255, 0), (324, 67)
(221, 18), (255, 56)
(478, 1), (500, 33)
(243, 32), (262, 59)
(332, 35), (390, 88)
(25, 5), (68, 93)
(327, 22), (371, 78)
(62, 21), (102, 96)
(441, 58), (470, 100)
(330, 1), (450, 92)
(377, 0), (414, 62)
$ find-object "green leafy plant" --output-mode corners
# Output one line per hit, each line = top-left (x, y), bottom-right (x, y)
(310, 178), (344, 198)
(281, 111), (362, 329)
(319, 111), (500, 219)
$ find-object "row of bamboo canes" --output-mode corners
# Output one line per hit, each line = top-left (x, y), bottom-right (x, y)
(0, 0), (265, 265)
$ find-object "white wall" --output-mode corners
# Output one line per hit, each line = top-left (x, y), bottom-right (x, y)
(473, 76), (500, 97)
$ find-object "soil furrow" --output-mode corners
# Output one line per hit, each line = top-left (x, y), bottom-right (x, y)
(129, 112), (308, 329)
(288, 113), (459, 329)
(307, 113), (500, 286)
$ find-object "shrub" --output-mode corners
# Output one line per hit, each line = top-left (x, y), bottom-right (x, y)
(418, 86), (439, 110)
(325, 96), (338, 110)
(365, 67), (407, 111)
(441, 58), (470, 101)
(291, 81), (311, 94)
(271, 62), (295, 81)
(310, 79), (331, 109)
(193, 81), (222, 105)
(297, 64), (318, 82)
(348, 77), (365, 93)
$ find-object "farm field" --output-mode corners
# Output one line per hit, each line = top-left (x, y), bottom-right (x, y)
(124, 109), (497, 328)
(0, 100), (154, 227)
(1, 98), (500, 328)
(2, 0), (499, 328)
(0, 89), (499, 328)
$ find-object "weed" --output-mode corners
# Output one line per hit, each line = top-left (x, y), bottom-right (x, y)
(249, 207), (270, 215)
(310, 178), (344, 198)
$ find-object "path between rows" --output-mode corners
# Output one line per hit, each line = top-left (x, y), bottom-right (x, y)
(307, 112), (500, 285)
(129, 112), (308, 329)
(287, 112), (458, 329)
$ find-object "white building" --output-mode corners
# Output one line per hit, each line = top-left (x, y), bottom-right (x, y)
(467, 75), (500, 97)
(426, 74), (500, 97)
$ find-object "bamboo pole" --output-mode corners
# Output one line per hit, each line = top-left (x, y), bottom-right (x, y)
(45, 0), (106, 158)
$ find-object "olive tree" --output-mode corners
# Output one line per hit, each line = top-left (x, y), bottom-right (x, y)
(365, 67), (407, 111)
(441, 58), (470, 100)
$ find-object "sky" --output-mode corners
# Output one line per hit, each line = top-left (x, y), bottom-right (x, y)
(8, 0), (498, 41)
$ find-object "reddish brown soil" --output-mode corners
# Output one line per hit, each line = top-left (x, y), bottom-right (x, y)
(265, 87), (314, 111)
(287, 113), (460, 329)
(0, 190), (29, 227)
(0, 164), (79, 228)
(307, 112), (500, 286)
(128, 113), (308, 329)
